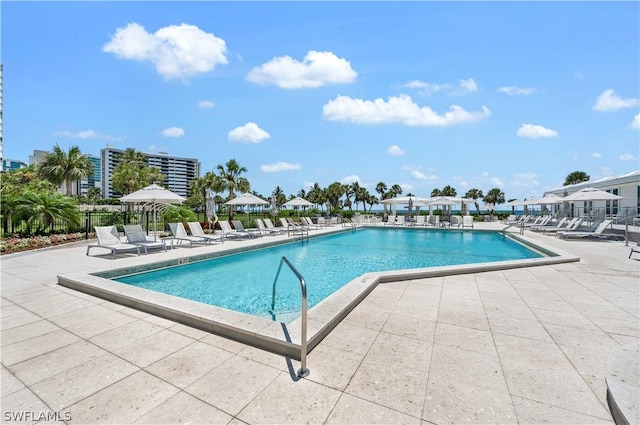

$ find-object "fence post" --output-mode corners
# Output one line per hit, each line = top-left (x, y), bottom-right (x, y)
(85, 211), (90, 239)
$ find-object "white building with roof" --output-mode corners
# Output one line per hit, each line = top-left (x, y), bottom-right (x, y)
(544, 170), (640, 219)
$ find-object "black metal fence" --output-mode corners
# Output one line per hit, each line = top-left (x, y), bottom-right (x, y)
(1, 211), (211, 239)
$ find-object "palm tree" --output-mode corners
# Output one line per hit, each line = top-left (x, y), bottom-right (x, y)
(441, 185), (457, 197)
(10, 190), (82, 234)
(431, 188), (442, 197)
(375, 182), (388, 215)
(388, 184), (403, 198)
(215, 159), (249, 219)
(464, 188), (484, 213)
(564, 171), (590, 186)
(112, 162), (164, 196)
(483, 188), (505, 215)
(272, 186), (286, 207)
(37, 144), (93, 196)
(325, 182), (345, 211)
(343, 184), (355, 211)
(307, 183), (326, 211)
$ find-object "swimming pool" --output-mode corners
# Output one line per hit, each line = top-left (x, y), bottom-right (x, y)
(59, 226), (578, 359)
(114, 228), (541, 320)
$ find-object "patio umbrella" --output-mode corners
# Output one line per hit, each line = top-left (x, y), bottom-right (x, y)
(225, 192), (269, 221)
(270, 196), (278, 217)
(283, 196), (314, 217)
(562, 187), (624, 201)
(205, 188), (218, 228)
(120, 183), (186, 240)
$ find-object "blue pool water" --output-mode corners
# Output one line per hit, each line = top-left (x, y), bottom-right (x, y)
(115, 228), (541, 319)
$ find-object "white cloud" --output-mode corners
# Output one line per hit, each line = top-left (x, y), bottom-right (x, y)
(52, 129), (124, 141)
(387, 145), (404, 156)
(498, 86), (536, 95)
(103, 22), (228, 80)
(410, 170), (437, 180)
(402, 166), (437, 180)
(260, 162), (301, 173)
(339, 175), (361, 185)
(400, 183), (414, 192)
(516, 123), (558, 138)
(228, 122), (270, 143)
(161, 127), (185, 138)
(198, 100), (215, 109)
(450, 78), (478, 96)
(403, 80), (451, 95)
(246, 50), (357, 89)
(592, 152), (602, 158)
(593, 89), (638, 111)
(404, 78), (477, 97)
(491, 177), (504, 187)
(630, 114), (640, 129)
(620, 153), (637, 161)
(510, 172), (539, 188)
(323, 95), (491, 126)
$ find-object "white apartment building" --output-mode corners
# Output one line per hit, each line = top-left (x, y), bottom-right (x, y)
(101, 146), (200, 198)
(544, 170), (640, 219)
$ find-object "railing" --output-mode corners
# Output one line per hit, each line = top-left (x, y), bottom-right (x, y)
(617, 214), (640, 246)
(270, 256), (309, 378)
(503, 221), (525, 235)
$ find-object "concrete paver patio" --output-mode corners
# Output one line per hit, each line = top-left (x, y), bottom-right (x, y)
(1, 223), (638, 424)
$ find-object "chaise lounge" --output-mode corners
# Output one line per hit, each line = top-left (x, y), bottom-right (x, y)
(87, 226), (141, 258)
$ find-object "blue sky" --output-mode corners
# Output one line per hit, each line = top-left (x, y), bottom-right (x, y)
(3, 1), (639, 202)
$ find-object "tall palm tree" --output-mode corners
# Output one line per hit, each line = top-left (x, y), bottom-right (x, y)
(376, 182), (388, 215)
(441, 185), (457, 196)
(216, 159), (249, 219)
(464, 188), (484, 213)
(325, 182), (345, 211)
(307, 183), (326, 211)
(37, 144), (93, 196)
(389, 184), (403, 198)
(564, 171), (590, 186)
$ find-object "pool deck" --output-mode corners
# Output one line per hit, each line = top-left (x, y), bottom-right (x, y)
(1, 222), (638, 424)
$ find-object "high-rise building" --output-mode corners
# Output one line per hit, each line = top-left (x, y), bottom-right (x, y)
(101, 146), (200, 198)
(79, 155), (101, 195)
(1, 158), (27, 172)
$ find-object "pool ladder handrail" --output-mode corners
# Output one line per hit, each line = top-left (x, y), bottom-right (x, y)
(270, 256), (309, 378)
(502, 221), (525, 235)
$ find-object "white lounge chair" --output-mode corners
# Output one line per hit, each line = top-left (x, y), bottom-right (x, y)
(557, 219), (615, 240)
(461, 215), (474, 229)
(427, 215), (440, 227)
(414, 215), (427, 227)
(187, 222), (224, 244)
(538, 217), (583, 235)
(231, 220), (262, 237)
(264, 218), (286, 233)
(168, 222), (213, 246)
(394, 216), (405, 226)
(123, 224), (168, 253)
(87, 226), (141, 257)
(280, 217), (307, 235)
(255, 218), (283, 235)
(531, 217), (567, 232)
(301, 216), (321, 229)
(384, 215), (396, 226)
(219, 220), (256, 239)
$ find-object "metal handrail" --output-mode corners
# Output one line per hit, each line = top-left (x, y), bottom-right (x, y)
(617, 214), (640, 246)
(502, 221), (524, 235)
(270, 256), (309, 378)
